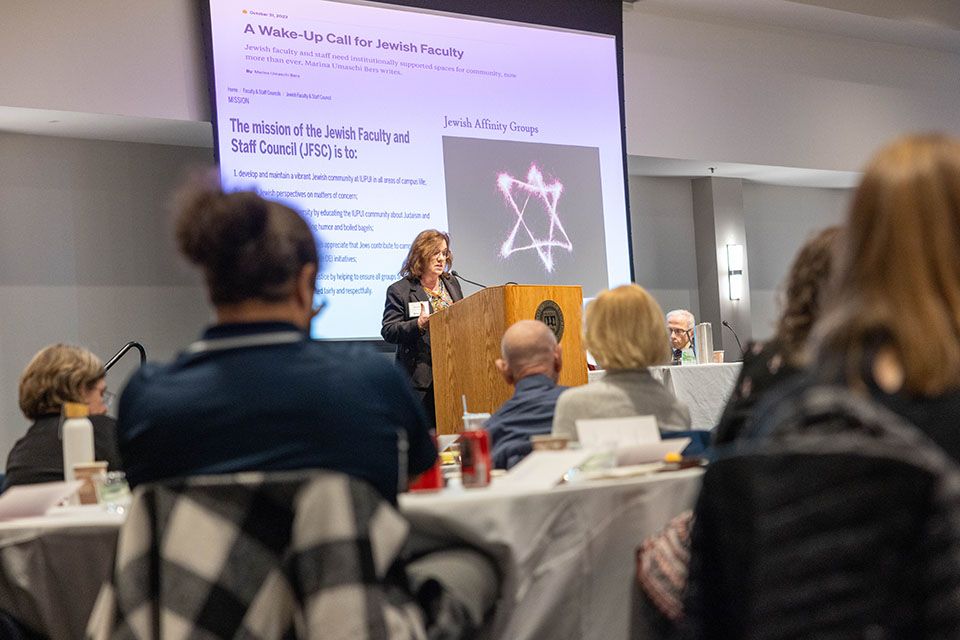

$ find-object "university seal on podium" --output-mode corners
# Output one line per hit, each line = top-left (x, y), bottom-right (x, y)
(535, 300), (564, 341)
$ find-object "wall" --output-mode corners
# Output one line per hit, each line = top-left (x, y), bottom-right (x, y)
(0, 1), (210, 122)
(629, 176), (852, 346)
(628, 176), (699, 316)
(0, 133), (213, 458)
(742, 183), (851, 340)
(622, 7), (960, 171)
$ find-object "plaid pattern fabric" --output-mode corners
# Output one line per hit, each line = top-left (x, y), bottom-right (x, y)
(636, 509), (694, 622)
(86, 471), (427, 640)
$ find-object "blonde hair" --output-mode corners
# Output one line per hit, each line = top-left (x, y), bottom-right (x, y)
(18, 344), (105, 420)
(584, 284), (671, 370)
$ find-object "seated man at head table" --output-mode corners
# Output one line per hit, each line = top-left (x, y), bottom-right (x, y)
(666, 309), (695, 364)
(485, 320), (568, 470)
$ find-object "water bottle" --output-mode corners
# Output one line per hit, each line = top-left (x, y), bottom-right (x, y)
(62, 402), (94, 481)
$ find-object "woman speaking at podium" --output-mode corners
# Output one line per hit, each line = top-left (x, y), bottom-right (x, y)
(381, 230), (464, 426)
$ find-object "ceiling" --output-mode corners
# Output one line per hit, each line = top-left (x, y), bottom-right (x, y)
(3, 1), (957, 188)
(624, 0), (960, 53)
(627, 156), (862, 189)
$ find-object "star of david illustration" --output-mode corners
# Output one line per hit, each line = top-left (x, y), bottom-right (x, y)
(496, 164), (572, 273)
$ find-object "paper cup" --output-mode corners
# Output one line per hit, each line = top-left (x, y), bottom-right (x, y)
(72, 461), (108, 505)
(462, 412), (491, 432)
(713, 350), (724, 363)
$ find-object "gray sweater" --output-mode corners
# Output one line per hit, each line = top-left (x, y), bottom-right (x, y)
(551, 368), (692, 441)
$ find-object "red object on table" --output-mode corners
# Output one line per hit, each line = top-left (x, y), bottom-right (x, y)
(409, 432), (444, 492)
(460, 428), (491, 487)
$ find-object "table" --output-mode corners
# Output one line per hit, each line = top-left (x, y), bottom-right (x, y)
(0, 471), (702, 640)
(0, 508), (123, 640)
(651, 363), (741, 431)
(400, 468), (703, 640)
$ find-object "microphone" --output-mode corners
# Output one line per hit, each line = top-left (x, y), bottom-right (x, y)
(722, 321), (744, 361)
(685, 328), (696, 358)
(451, 270), (486, 289)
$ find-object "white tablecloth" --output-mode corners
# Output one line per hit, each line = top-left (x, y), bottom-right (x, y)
(588, 363), (741, 431)
(0, 473), (702, 640)
(400, 468), (703, 640)
(0, 507), (122, 640)
(650, 362), (741, 431)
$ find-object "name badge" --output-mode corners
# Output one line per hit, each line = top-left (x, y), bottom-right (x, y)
(408, 301), (429, 318)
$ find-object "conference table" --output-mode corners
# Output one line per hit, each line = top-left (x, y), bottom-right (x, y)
(0, 469), (703, 640)
(590, 362), (742, 431)
(401, 468), (703, 640)
(0, 510), (123, 640)
(651, 362), (742, 431)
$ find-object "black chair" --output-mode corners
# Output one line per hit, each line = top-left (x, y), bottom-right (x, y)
(681, 386), (960, 640)
(0, 611), (47, 640)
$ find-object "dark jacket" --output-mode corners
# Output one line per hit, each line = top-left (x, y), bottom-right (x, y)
(3, 413), (121, 492)
(381, 275), (463, 389)
(683, 385), (960, 639)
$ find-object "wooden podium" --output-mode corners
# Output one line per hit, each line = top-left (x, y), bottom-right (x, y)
(430, 284), (588, 434)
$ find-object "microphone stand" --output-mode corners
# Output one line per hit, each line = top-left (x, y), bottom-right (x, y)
(450, 270), (487, 289)
(104, 341), (147, 371)
(721, 321), (744, 361)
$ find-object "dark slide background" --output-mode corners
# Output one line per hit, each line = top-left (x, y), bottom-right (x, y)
(442, 136), (608, 293)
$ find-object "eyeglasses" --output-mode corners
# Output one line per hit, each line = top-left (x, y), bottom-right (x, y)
(669, 328), (690, 335)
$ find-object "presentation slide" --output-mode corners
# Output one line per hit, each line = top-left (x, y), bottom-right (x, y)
(205, 0), (630, 339)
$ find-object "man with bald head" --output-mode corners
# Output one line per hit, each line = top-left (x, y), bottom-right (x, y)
(486, 319), (568, 469)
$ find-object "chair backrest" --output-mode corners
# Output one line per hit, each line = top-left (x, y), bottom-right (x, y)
(86, 470), (426, 640)
(682, 386), (960, 640)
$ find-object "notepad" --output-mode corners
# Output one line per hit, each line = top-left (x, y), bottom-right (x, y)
(575, 416), (690, 464)
(575, 415), (660, 447)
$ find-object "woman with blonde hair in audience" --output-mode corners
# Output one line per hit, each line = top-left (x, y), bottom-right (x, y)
(551, 283), (691, 441)
(4, 344), (120, 490)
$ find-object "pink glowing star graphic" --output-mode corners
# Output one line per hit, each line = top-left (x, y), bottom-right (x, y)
(497, 164), (572, 272)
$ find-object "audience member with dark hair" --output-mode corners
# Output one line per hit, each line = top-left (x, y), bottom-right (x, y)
(4, 344), (120, 491)
(713, 225), (842, 445)
(552, 284), (690, 441)
(116, 173), (436, 503)
(381, 229), (464, 425)
(486, 319), (567, 469)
